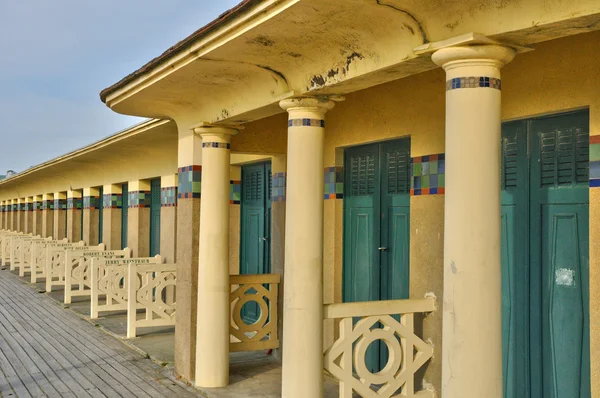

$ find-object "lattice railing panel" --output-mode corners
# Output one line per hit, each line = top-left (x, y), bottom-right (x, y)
(127, 263), (177, 338)
(324, 298), (435, 398)
(64, 248), (131, 304)
(90, 255), (162, 319)
(0, 231), (24, 266)
(30, 239), (69, 284)
(45, 243), (102, 292)
(8, 234), (32, 271)
(19, 237), (51, 277)
(229, 274), (280, 352)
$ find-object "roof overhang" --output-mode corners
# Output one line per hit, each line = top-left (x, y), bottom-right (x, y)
(101, 0), (600, 128)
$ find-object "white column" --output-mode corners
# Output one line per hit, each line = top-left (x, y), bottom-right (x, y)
(194, 125), (238, 387)
(432, 45), (515, 398)
(279, 97), (337, 398)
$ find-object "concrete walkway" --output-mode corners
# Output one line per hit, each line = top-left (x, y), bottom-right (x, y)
(0, 268), (200, 398)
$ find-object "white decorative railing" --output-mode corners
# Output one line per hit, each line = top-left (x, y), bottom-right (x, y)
(0, 230), (23, 265)
(9, 234), (38, 272)
(64, 248), (131, 304)
(5, 233), (30, 269)
(229, 274), (280, 352)
(18, 236), (52, 277)
(45, 243), (103, 292)
(127, 262), (176, 338)
(90, 255), (163, 319)
(30, 239), (70, 284)
(323, 298), (435, 398)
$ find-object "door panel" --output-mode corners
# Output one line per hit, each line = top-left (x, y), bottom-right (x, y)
(502, 110), (590, 398)
(501, 120), (530, 398)
(121, 183), (128, 249)
(240, 162), (271, 324)
(98, 186), (103, 244)
(541, 206), (588, 398)
(343, 139), (410, 372)
(149, 179), (161, 256)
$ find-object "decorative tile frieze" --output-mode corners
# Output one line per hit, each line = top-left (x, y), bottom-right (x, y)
(103, 193), (122, 209)
(53, 199), (67, 210)
(23, 203), (33, 212)
(288, 118), (325, 128)
(590, 135), (600, 188)
(33, 202), (41, 211)
(67, 198), (82, 210)
(411, 154), (445, 196)
(128, 191), (151, 208)
(83, 196), (99, 210)
(324, 166), (344, 200)
(230, 180), (241, 205)
(202, 142), (231, 149)
(446, 76), (502, 91)
(41, 200), (54, 210)
(272, 172), (286, 202)
(178, 165), (202, 199)
(161, 187), (177, 207)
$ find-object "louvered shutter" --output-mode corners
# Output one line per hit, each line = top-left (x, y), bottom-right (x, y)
(385, 147), (411, 195)
(348, 153), (376, 197)
(539, 127), (588, 187)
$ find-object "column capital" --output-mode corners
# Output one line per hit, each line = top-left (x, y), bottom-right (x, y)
(279, 96), (343, 113)
(432, 44), (516, 71)
(193, 125), (240, 142)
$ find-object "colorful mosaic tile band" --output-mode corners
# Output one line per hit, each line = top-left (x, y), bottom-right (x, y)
(230, 180), (241, 205)
(11, 204), (17, 211)
(324, 166), (344, 200)
(129, 191), (151, 208)
(272, 172), (286, 202)
(161, 187), (177, 207)
(288, 118), (325, 128)
(411, 154), (445, 196)
(67, 198), (83, 210)
(102, 193), (123, 209)
(33, 202), (41, 210)
(53, 199), (67, 210)
(41, 200), (54, 210)
(23, 203), (33, 211)
(83, 196), (100, 210)
(446, 77), (501, 91)
(202, 142), (231, 149)
(590, 135), (600, 188)
(178, 165), (202, 199)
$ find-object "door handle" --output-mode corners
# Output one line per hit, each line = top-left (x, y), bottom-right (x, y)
(261, 237), (269, 242)
(378, 247), (388, 251)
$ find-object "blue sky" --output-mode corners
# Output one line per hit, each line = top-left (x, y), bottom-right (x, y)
(0, 0), (240, 174)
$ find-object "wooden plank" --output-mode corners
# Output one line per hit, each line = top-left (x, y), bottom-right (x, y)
(230, 273), (281, 285)
(324, 297), (436, 319)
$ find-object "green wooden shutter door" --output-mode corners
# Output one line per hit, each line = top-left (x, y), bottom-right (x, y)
(380, 140), (411, 303)
(121, 183), (128, 249)
(98, 186), (103, 244)
(149, 179), (161, 256)
(530, 112), (590, 398)
(501, 120), (530, 398)
(240, 162), (272, 324)
(501, 110), (590, 398)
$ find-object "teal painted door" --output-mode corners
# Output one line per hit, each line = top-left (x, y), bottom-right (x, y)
(343, 139), (410, 372)
(149, 179), (161, 256)
(501, 110), (590, 398)
(121, 183), (128, 249)
(98, 186), (103, 244)
(240, 162), (272, 324)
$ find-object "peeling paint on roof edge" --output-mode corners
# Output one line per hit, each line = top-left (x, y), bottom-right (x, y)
(99, 0), (258, 103)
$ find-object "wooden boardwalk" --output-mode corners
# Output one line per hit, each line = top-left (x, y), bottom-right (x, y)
(0, 269), (200, 397)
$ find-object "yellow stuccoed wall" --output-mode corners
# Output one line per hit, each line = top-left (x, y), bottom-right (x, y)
(241, 29), (600, 393)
